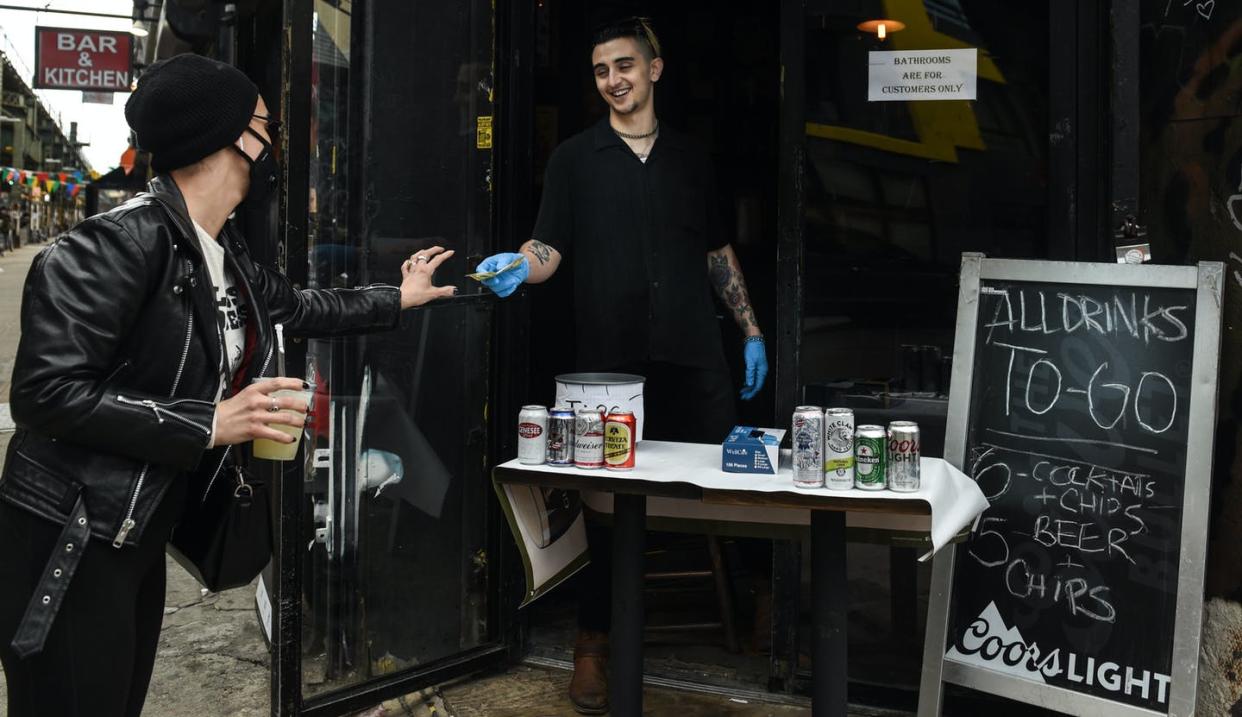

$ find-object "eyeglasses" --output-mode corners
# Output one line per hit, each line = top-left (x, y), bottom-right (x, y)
(251, 113), (282, 143)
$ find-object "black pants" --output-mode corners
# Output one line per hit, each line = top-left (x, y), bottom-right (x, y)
(576, 361), (738, 632)
(0, 481), (184, 717)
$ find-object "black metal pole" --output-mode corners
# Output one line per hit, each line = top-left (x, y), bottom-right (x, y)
(812, 510), (847, 717)
(272, 0), (312, 714)
(610, 493), (647, 715)
(0, 4), (134, 20)
(772, 0), (807, 693)
(1108, 0), (1141, 243)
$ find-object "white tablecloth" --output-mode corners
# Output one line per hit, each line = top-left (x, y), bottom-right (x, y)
(498, 440), (989, 558)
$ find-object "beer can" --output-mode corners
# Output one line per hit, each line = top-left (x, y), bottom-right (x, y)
(547, 408), (575, 466)
(854, 425), (887, 490)
(887, 421), (921, 492)
(823, 408), (855, 490)
(792, 406), (825, 489)
(517, 405), (549, 465)
(574, 408), (606, 469)
(603, 410), (637, 471)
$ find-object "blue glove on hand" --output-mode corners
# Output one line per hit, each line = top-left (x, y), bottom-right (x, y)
(475, 252), (530, 298)
(740, 337), (768, 400)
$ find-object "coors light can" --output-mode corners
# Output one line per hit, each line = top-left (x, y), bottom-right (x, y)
(547, 408), (575, 466)
(887, 421), (921, 492)
(792, 406), (825, 489)
(574, 408), (605, 470)
(823, 408), (855, 490)
(517, 405), (548, 465)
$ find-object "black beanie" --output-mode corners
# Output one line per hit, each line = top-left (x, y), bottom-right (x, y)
(124, 53), (259, 172)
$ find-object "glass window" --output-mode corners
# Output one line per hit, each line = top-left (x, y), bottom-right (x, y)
(302, 0), (495, 697)
(799, 0), (1052, 691)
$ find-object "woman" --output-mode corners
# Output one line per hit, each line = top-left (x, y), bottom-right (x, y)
(0, 53), (455, 716)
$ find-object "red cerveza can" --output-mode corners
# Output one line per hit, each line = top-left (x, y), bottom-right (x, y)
(603, 410), (637, 471)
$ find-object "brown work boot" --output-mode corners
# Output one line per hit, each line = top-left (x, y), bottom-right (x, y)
(568, 629), (609, 715)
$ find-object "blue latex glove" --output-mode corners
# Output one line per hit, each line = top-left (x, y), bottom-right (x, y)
(740, 338), (768, 400)
(475, 252), (529, 298)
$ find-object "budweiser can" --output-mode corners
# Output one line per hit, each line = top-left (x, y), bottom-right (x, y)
(574, 408), (606, 469)
(887, 421), (921, 492)
(823, 408), (855, 490)
(517, 405), (548, 465)
(603, 410), (637, 471)
(792, 406), (824, 488)
(854, 425), (887, 490)
(547, 408), (575, 466)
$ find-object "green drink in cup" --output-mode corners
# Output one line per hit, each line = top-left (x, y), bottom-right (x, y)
(251, 379), (314, 461)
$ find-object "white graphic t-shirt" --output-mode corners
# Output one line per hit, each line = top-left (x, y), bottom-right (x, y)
(191, 220), (249, 401)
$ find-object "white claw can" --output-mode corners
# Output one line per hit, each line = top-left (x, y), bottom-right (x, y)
(823, 408), (855, 490)
(517, 405), (548, 465)
(792, 406), (825, 488)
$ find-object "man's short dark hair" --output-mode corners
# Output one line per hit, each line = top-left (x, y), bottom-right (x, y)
(591, 16), (662, 61)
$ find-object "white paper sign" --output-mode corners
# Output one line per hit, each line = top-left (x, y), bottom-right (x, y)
(554, 377), (645, 442)
(868, 48), (977, 102)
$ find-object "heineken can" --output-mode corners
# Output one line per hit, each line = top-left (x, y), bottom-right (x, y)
(574, 408), (606, 470)
(854, 425), (887, 490)
(517, 405), (549, 465)
(823, 408), (855, 490)
(792, 406), (825, 488)
(547, 408), (575, 466)
(887, 421), (921, 492)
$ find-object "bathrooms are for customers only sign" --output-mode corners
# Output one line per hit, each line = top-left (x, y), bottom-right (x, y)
(868, 48), (977, 102)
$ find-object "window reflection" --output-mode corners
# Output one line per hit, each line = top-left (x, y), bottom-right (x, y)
(301, 0), (493, 697)
(801, 0), (1049, 389)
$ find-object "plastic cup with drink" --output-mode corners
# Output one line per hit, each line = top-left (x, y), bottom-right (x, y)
(252, 323), (313, 461)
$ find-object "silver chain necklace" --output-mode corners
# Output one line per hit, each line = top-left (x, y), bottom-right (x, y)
(613, 120), (659, 140)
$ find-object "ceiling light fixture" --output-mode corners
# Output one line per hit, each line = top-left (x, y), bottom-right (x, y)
(857, 19), (906, 40)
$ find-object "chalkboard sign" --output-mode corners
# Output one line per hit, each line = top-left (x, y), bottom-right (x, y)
(919, 256), (1223, 717)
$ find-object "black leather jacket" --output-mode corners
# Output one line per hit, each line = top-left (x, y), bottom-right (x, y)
(0, 175), (400, 552)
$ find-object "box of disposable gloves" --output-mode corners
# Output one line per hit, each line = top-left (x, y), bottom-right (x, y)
(721, 426), (786, 474)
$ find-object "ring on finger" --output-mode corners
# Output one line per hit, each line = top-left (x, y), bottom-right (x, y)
(415, 255), (429, 263)
(267, 397), (280, 413)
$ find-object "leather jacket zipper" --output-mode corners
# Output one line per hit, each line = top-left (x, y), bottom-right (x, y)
(115, 396), (213, 434)
(197, 341), (277, 505)
(112, 289), (197, 547)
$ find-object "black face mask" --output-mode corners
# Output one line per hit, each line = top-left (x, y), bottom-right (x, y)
(233, 127), (279, 205)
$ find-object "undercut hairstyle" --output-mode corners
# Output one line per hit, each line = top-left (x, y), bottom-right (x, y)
(590, 16), (662, 61)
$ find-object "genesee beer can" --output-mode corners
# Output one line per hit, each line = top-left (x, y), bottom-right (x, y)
(517, 405), (548, 465)
(887, 421), (921, 492)
(603, 410), (636, 471)
(792, 406), (825, 489)
(547, 408), (575, 466)
(574, 408), (606, 470)
(823, 408), (855, 490)
(854, 425), (887, 490)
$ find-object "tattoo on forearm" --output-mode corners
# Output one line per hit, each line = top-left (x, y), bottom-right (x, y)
(708, 255), (731, 290)
(708, 252), (760, 334)
(528, 240), (552, 265)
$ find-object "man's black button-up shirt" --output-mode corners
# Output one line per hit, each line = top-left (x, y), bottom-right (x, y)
(532, 119), (728, 371)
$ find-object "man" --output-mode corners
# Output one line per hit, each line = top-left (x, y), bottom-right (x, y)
(0, 54), (455, 717)
(476, 17), (768, 714)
